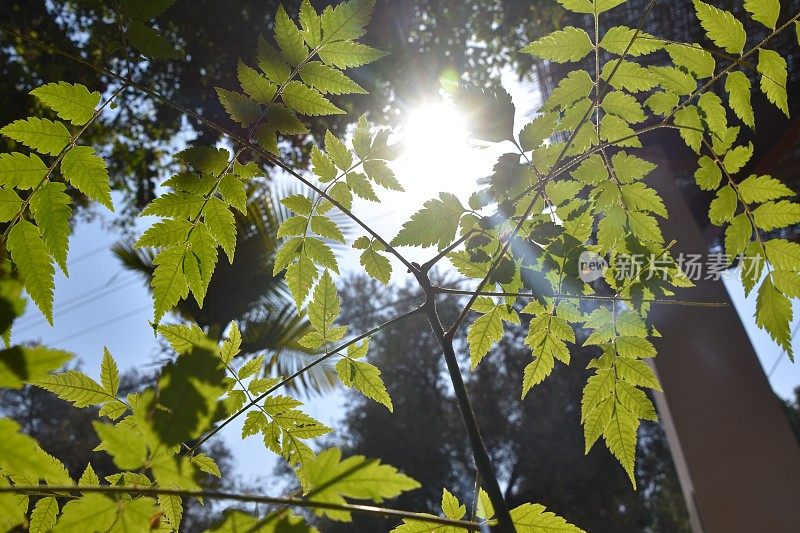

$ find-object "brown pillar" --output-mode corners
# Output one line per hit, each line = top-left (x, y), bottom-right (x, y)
(645, 142), (800, 533)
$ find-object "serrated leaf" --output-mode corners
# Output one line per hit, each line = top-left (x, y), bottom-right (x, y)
(1, 117), (70, 156)
(61, 145), (114, 209)
(191, 453), (222, 477)
(649, 66), (696, 96)
(100, 347), (119, 397)
(391, 192), (464, 250)
(26, 182), (70, 276)
(612, 152), (656, 183)
(151, 245), (190, 322)
(764, 239), (800, 271)
(773, 271), (800, 298)
(744, 0), (780, 30)
(601, 91), (646, 124)
(318, 41), (387, 69)
(737, 174), (793, 204)
(521, 27), (593, 63)
(468, 304), (505, 369)
(621, 182), (666, 217)
(666, 43), (715, 78)
(275, 5), (308, 65)
(757, 49), (789, 117)
(237, 60), (277, 104)
(752, 200), (800, 231)
(694, 156), (721, 191)
(725, 213), (751, 258)
(673, 106), (703, 152)
(7, 220), (55, 322)
(603, 404), (639, 486)
(509, 502), (585, 532)
(542, 70), (594, 112)
(708, 185), (737, 225)
(300, 61), (366, 95)
(283, 81), (345, 116)
(572, 154), (608, 184)
(336, 357), (393, 411)
(628, 211), (663, 243)
(601, 61), (657, 93)
(360, 246), (391, 284)
(692, 0), (746, 54)
(216, 88), (261, 127)
(324, 130), (353, 171)
(725, 71), (755, 129)
(599, 26), (663, 56)
(159, 493), (183, 530)
(93, 421), (147, 470)
(257, 35), (291, 84)
(723, 143), (753, 175)
(645, 91), (679, 116)
(0, 152), (47, 189)
(128, 21), (181, 59)
(615, 357), (661, 390)
(698, 92), (727, 136)
(287, 253), (319, 307)
(300, 448), (420, 521)
(363, 159), (403, 191)
(0, 346), (72, 389)
(204, 197), (237, 263)
(519, 112), (558, 151)
(0, 418), (72, 483)
(30, 82), (100, 126)
(300, 0), (322, 47)
(29, 496), (58, 533)
(311, 215), (345, 243)
(756, 275), (793, 360)
(36, 369), (115, 407)
(600, 114), (640, 148)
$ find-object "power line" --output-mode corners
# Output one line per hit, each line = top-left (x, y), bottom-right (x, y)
(47, 306), (151, 346)
(767, 318), (800, 378)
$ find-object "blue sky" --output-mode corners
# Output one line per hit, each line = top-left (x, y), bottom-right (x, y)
(11, 77), (800, 483)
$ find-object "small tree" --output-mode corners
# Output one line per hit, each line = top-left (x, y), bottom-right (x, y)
(0, 0), (798, 531)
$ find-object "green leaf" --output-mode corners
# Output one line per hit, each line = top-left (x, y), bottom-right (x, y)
(29, 496), (59, 533)
(621, 182), (667, 217)
(615, 357), (661, 390)
(0, 419), (71, 483)
(666, 43), (715, 78)
(692, 0), (746, 54)
(694, 156), (721, 191)
(363, 160), (403, 191)
(176, 146), (231, 174)
(601, 61), (657, 93)
(191, 452), (222, 477)
(204, 197), (237, 263)
(281, 194), (314, 217)
(542, 70), (594, 112)
(100, 347), (120, 396)
(645, 91), (679, 116)
(737, 174), (794, 204)
(0, 152), (47, 189)
(519, 112), (558, 151)
(725, 72), (755, 129)
(318, 41), (387, 69)
(216, 88), (261, 127)
(30, 82), (100, 126)
(287, 253), (319, 308)
(764, 239), (800, 271)
(757, 49), (789, 117)
(237, 60), (277, 104)
(151, 246), (190, 322)
(722, 143), (753, 175)
(60, 145), (114, 209)
(509, 502), (585, 532)
(521, 27), (593, 63)
(336, 357), (393, 411)
(320, 0), (374, 43)
(159, 493), (183, 531)
(311, 146), (338, 182)
(311, 215), (345, 243)
(467, 302), (514, 369)
(257, 36), (291, 84)
(744, 0), (780, 30)
(773, 271), (800, 298)
(136, 219), (193, 249)
(612, 152), (655, 183)
(0, 346), (72, 389)
(36, 369), (116, 407)
(725, 213), (752, 258)
(708, 185), (737, 225)
(0, 187), (21, 223)
(557, 0), (626, 14)
(627, 211), (663, 243)
(603, 404), (639, 486)
(7, 220), (55, 322)
(673, 106), (703, 153)
(601, 91), (646, 124)
(300, 448), (420, 521)
(300, 62), (366, 95)
(92, 421), (147, 470)
(391, 192), (465, 250)
(698, 92), (727, 136)
(600, 114), (640, 148)
(300, 0), (322, 48)
(360, 246), (391, 284)
(1, 117), (70, 156)
(127, 21), (181, 59)
(599, 26), (663, 56)
(282, 81), (345, 116)
(756, 275), (794, 361)
(324, 130), (353, 171)
(649, 66), (696, 96)
(752, 200), (800, 231)
(53, 494), (117, 532)
(275, 5), (308, 65)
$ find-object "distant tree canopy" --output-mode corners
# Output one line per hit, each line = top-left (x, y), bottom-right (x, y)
(318, 274), (691, 533)
(0, 0), (561, 224)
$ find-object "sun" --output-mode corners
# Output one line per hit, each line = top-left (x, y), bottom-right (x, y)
(396, 99), (491, 195)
